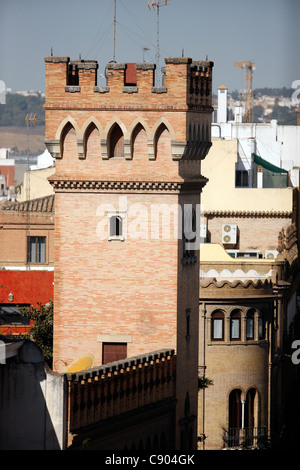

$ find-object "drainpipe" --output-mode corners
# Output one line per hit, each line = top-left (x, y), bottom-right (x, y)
(203, 303), (206, 449)
(198, 302), (207, 450)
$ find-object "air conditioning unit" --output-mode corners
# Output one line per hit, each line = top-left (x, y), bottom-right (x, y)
(222, 224), (237, 244)
(265, 250), (278, 259)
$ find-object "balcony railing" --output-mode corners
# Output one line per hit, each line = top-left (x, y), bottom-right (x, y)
(222, 427), (269, 449)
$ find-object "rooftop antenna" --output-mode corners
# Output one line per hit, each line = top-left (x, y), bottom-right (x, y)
(148, 0), (168, 86)
(113, 0), (117, 62)
(143, 46), (150, 62)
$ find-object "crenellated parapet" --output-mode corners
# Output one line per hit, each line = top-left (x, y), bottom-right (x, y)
(44, 56), (213, 109)
(44, 56), (214, 177)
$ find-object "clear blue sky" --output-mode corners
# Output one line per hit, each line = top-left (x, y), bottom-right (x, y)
(1, 0), (299, 94)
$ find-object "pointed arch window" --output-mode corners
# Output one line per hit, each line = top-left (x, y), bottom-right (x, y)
(154, 123), (171, 160)
(109, 123), (124, 158)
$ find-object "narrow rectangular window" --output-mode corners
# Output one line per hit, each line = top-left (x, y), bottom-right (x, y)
(231, 319), (240, 339)
(186, 308), (191, 340)
(258, 317), (264, 339)
(230, 312), (241, 340)
(212, 318), (223, 340)
(107, 211), (126, 241)
(246, 317), (254, 339)
(110, 215), (122, 237)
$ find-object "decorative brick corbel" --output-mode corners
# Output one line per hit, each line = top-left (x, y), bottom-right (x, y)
(45, 139), (61, 159)
(148, 140), (155, 160)
(171, 141), (187, 160)
(77, 139), (85, 159)
(101, 139), (108, 159)
(124, 140), (132, 160)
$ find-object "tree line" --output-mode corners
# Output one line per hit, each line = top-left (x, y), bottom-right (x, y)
(0, 93), (45, 127)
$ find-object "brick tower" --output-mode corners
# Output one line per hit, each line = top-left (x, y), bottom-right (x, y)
(44, 56), (213, 448)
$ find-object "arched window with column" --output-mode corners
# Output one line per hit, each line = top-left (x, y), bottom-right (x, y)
(211, 310), (224, 341)
(228, 388), (242, 447)
(244, 388), (256, 446)
(246, 309), (255, 340)
(229, 389), (242, 429)
(230, 310), (241, 340)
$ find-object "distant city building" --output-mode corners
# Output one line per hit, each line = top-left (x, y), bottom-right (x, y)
(212, 86), (300, 187)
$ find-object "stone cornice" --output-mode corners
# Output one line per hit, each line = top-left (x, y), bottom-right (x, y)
(199, 278), (274, 298)
(205, 210), (292, 219)
(48, 178), (207, 193)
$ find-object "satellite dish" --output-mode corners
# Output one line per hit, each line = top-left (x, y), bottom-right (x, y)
(64, 353), (95, 373)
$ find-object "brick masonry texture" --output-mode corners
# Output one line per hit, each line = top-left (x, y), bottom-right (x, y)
(45, 56), (214, 448)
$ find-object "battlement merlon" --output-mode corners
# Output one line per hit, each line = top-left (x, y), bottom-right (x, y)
(44, 56), (214, 109)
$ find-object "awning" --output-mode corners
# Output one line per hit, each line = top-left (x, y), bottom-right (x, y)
(252, 153), (288, 174)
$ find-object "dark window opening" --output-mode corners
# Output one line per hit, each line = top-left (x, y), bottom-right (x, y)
(0, 304), (30, 327)
(258, 316), (265, 340)
(236, 170), (249, 187)
(67, 64), (79, 86)
(110, 216), (123, 237)
(27, 236), (46, 263)
(109, 124), (124, 158)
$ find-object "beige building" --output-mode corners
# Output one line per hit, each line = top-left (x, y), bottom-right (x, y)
(201, 139), (297, 255)
(197, 138), (300, 449)
(18, 167), (54, 202)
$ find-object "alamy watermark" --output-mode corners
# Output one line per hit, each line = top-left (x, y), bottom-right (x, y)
(291, 340), (300, 365)
(96, 196), (205, 249)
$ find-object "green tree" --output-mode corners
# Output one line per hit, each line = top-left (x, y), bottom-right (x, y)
(19, 301), (53, 367)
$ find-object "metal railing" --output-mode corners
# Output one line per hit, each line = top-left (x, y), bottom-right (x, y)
(223, 426), (269, 449)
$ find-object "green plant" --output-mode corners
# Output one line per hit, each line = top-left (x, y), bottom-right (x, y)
(198, 375), (213, 389)
(19, 300), (53, 367)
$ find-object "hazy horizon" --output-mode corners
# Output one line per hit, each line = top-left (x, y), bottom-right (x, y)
(1, 0), (300, 96)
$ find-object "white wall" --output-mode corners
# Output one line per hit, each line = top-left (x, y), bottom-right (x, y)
(0, 340), (67, 450)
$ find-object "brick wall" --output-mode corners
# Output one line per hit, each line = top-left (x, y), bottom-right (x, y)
(0, 206), (54, 267)
(206, 215), (292, 252)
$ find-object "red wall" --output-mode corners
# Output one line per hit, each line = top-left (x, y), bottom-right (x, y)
(0, 270), (54, 334)
(0, 165), (14, 187)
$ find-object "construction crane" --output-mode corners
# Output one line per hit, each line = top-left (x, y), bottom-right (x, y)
(234, 61), (256, 123)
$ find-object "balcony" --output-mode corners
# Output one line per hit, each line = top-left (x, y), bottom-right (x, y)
(222, 427), (269, 449)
